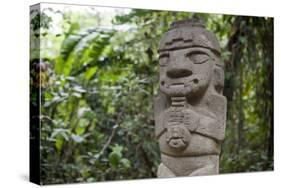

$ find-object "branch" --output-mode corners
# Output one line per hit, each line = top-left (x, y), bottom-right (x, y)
(100, 125), (118, 155)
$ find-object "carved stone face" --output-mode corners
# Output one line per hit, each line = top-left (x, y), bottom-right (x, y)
(159, 47), (215, 97)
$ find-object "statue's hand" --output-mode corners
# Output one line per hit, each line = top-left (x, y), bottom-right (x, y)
(183, 109), (199, 131)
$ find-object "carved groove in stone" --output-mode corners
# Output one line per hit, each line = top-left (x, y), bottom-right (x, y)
(155, 18), (227, 177)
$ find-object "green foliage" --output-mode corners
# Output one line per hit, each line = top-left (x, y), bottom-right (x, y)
(31, 6), (273, 184)
(30, 11), (52, 31)
(219, 16), (273, 173)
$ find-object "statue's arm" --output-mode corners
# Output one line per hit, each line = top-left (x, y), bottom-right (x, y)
(182, 95), (226, 142)
(195, 112), (225, 141)
(195, 95), (227, 142)
(154, 92), (168, 138)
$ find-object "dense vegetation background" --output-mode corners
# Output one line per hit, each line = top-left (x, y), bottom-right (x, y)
(30, 5), (273, 184)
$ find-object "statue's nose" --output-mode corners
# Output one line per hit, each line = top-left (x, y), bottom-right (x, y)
(167, 60), (193, 78)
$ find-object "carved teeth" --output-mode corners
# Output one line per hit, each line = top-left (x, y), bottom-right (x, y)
(171, 96), (186, 101)
(169, 84), (184, 89)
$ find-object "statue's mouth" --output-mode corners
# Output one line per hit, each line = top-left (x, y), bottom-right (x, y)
(169, 83), (185, 89)
(165, 79), (194, 89)
(163, 75), (200, 88)
(160, 74), (205, 97)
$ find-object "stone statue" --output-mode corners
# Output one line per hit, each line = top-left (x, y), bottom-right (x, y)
(154, 19), (227, 177)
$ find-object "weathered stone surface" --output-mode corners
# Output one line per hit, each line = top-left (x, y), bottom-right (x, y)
(154, 18), (227, 177)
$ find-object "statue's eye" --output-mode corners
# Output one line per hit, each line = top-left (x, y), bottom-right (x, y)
(159, 53), (170, 66)
(187, 52), (209, 64)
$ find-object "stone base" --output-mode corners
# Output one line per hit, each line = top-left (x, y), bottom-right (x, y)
(157, 154), (219, 177)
